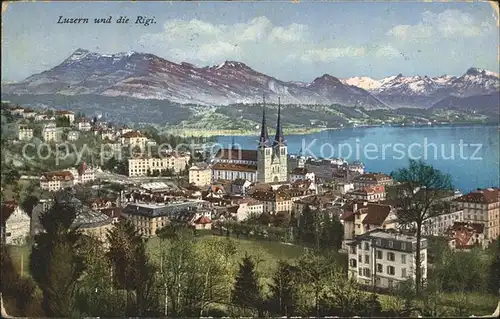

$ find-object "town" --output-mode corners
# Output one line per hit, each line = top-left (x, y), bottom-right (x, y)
(1, 100), (499, 317)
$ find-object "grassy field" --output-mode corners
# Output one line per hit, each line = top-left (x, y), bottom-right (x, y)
(147, 234), (307, 279)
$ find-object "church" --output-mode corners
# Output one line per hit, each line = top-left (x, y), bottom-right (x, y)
(211, 97), (288, 185)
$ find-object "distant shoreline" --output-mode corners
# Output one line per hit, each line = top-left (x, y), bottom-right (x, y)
(167, 122), (498, 137)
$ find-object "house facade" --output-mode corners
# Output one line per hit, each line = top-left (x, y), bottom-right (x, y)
(347, 229), (428, 289)
(453, 188), (499, 245)
(1, 201), (31, 245)
(189, 162), (212, 187)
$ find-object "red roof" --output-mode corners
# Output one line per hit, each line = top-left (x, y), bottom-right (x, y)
(121, 131), (145, 138)
(215, 148), (257, 162)
(212, 163), (257, 172)
(194, 216), (212, 225)
(41, 171), (74, 181)
(362, 203), (392, 226)
(454, 188), (499, 204)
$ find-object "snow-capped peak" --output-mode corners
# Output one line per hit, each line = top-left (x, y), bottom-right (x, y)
(465, 67), (499, 78)
(342, 76), (381, 90)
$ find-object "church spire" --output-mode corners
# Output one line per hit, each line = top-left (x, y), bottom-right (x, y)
(273, 97), (285, 146)
(258, 95), (269, 147)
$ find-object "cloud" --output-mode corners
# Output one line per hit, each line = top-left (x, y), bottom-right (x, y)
(300, 47), (366, 63)
(375, 45), (401, 58)
(387, 9), (493, 41)
(139, 16), (310, 65)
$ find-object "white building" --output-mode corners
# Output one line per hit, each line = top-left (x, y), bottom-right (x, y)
(348, 185), (386, 202)
(42, 122), (59, 142)
(1, 201), (31, 245)
(422, 209), (464, 236)
(334, 182), (354, 194)
(189, 162), (212, 187)
(77, 119), (92, 131)
(128, 154), (190, 177)
(347, 229), (428, 289)
(16, 124), (33, 141)
(289, 167), (315, 183)
(231, 178), (252, 196)
(212, 163), (257, 182)
(40, 171), (74, 191)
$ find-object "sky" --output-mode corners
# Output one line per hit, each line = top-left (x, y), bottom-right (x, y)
(2, 1), (499, 82)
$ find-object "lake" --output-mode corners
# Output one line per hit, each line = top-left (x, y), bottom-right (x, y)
(216, 125), (499, 193)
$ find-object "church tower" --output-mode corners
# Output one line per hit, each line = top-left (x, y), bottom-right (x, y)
(257, 97), (288, 184)
(257, 96), (272, 183)
(270, 97), (288, 183)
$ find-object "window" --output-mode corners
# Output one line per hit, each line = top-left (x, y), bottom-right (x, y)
(349, 259), (357, 268)
(350, 246), (357, 254)
(377, 263), (383, 273)
(376, 239), (381, 245)
(358, 255), (362, 262)
(364, 242), (369, 250)
(388, 241), (394, 248)
(363, 268), (371, 277)
(401, 242), (406, 250)
(401, 268), (407, 278)
(358, 243), (361, 249)
(377, 251), (383, 259)
(387, 252), (395, 261)
(358, 268), (362, 276)
(387, 266), (395, 275)
(365, 255), (369, 264)
(401, 254), (406, 264)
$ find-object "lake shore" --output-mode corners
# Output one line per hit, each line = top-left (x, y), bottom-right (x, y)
(165, 122), (498, 137)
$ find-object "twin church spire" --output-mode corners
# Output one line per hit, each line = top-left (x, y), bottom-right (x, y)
(258, 96), (286, 148)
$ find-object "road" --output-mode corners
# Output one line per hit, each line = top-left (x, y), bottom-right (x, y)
(95, 171), (183, 185)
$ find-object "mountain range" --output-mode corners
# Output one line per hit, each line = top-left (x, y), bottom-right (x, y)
(2, 48), (499, 111)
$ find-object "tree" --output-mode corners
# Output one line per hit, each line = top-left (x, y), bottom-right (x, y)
(231, 253), (263, 316)
(106, 220), (157, 316)
(30, 199), (85, 317)
(487, 240), (500, 295)
(267, 260), (300, 316)
(390, 159), (453, 294)
(297, 204), (316, 245)
(318, 212), (344, 251)
(74, 235), (126, 317)
(21, 195), (39, 218)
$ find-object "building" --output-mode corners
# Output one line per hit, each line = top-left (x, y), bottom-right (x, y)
(341, 202), (398, 240)
(189, 162), (212, 187)
(210, 97), (288, 184)
(40, 171), (74, 191)
(231, 178), (252, 196)
(74, 162), (95, 184)
(120, 131), (148, 147)
(55, 110), (75, 124)
(16, 124), (33, 141)
(193, 216), (213, 230)
(77, 119), (92, 131)
(128, 154), (190, 177)
(257, 98), (288, 184)
(250, 188), (292, 214)
(453, 188), (499, 245)
(445, 222), (486, 251)
(9, 107), (25, 116)
(212, 163), (257, 182)
(346, 229), (428, 289)
(42, 122), (59, 142)
(122, 199), (210, 236)
(349, 185), (386, 202)
(422, 209), (464, 236)
(333, 182), (354, 194)
(353, 173), (393, 189)
(22, 109), (37, 119)
(1, 201), (31, 245)
(289, 167), (316, 184)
